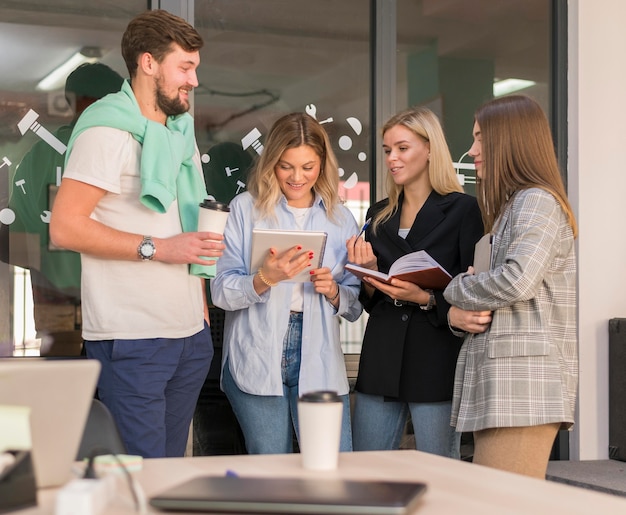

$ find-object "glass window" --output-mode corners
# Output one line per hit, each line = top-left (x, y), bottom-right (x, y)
(0, 1), (558, 358)
(0, 1), (145, 356)
(193, 1), (372, 353)
(395, 0), (553, 195)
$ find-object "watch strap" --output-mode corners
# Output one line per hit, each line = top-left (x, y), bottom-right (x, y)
(419, 289), (435, 311)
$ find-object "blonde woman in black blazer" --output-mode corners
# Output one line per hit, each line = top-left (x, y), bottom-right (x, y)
(346, 107), (483, 458)
(444, 95), (578, 478)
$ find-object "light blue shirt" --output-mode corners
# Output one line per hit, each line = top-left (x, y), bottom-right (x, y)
(210, 191), (363, 396)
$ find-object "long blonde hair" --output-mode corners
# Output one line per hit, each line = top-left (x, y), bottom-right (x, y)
(475, 95), (577, 237)
(247, 112), (341, 221)
(372, 106), (461, 232)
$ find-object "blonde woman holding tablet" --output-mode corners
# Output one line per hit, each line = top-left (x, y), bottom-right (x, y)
(211, 112), (362, 454)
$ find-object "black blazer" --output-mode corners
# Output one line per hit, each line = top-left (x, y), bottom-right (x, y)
(356, 190), (483, 403)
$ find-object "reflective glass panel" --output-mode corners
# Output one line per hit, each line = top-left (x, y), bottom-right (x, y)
(194, 1), (372, 353)
(396, 0), (552, 194)
(0, 0), (145, 356)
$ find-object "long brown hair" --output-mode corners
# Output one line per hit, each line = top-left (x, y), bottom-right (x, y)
(372, 106), (461, 232)
(247, 112), (342, 221)
(475, 95), (577, 237)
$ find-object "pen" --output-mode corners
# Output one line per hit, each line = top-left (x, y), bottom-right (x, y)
(355, 217), (371, 242)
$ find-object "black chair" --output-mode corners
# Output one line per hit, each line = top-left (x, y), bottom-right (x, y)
(76, 398), (127, 459)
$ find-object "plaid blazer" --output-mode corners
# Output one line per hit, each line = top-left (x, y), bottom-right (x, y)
(443, 188), (578, 432)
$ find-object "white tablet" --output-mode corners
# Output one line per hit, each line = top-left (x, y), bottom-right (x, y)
(250, 229), (328, 282)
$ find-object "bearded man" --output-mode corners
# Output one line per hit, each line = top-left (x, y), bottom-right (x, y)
(50, 9), (222, 458)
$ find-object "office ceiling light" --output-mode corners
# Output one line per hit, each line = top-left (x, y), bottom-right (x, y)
(493, 78), (536, 97)
(36, 46), (103, 92)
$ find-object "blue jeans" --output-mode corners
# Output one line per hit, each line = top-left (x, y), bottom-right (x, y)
(85, 323), (213, 458)
(222, 312), (352, 454)
(352, 392), (460, 459)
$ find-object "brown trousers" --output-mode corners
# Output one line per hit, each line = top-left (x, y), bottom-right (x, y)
(472, 423), (561, 479)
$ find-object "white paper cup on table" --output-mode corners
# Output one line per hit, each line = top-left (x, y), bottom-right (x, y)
(298, 390), (343, 470)
(198, 199), (230, 237)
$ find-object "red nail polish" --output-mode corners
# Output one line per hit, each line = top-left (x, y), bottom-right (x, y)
(297, 245), (302, 250)
(309, 270), (314, 275)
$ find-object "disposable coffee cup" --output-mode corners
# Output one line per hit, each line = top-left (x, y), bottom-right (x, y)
(298, 390), (343, 470)
(198, 199), (230, 236)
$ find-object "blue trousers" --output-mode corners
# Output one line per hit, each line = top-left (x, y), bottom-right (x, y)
(222, 312), (352, 454)
(85, 323), (213, 458)
(352, 392), (460, 458)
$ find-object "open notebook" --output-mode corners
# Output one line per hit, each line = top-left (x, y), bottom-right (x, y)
(0, 358), (100, 488)
(149, 475), (427, 514)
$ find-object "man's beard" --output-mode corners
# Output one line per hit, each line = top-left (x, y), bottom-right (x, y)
(155, 76), (189, 116)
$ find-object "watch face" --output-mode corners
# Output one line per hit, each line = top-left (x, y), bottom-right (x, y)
(140, 242), (155, 258)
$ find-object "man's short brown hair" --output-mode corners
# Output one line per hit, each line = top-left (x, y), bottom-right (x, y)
(121, 9), (203, 78)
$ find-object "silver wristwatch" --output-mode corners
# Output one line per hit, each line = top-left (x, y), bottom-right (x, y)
(137, 235), (156, 261)
(419, 289), (435, 311)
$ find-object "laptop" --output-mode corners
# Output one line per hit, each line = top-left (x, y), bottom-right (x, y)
(149, 475), (427, 514)
(0, 358), (100, 488)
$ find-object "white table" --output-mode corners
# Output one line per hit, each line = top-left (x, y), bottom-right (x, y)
(25, 450), (626, 514)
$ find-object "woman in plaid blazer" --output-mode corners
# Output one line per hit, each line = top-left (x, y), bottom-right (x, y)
(444, 95), (578, 479)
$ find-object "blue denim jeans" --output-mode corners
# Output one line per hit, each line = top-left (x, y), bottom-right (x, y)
(222, 312), (352, 454)
(352, 392), (460, 458)
(85, 323), (213, 458)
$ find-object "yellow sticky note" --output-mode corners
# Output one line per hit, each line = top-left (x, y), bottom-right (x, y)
(0, 405), (32, 452)
(92, 454), (144, 474)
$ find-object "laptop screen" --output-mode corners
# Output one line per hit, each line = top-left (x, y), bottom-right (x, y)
(0, 358), (100, 488)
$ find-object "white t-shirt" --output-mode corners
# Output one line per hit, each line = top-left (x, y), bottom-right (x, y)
(63, 126), (205, 340)
(287, 205), (309, 312)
